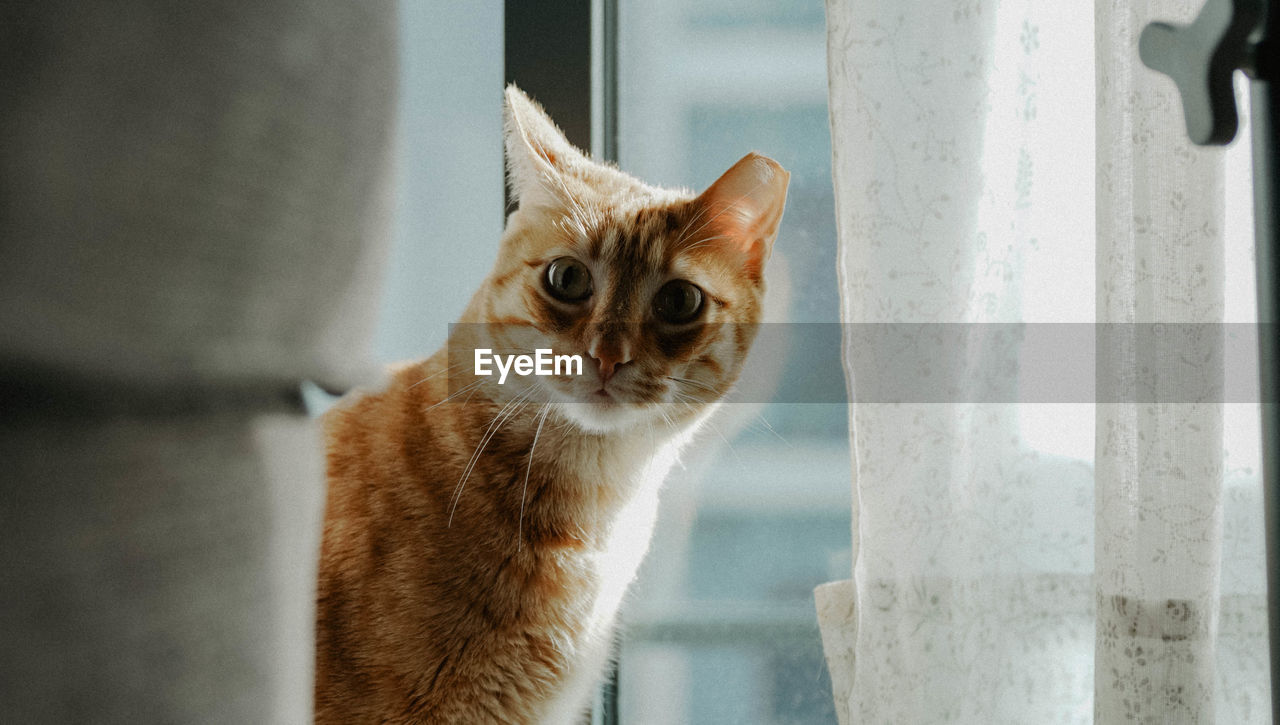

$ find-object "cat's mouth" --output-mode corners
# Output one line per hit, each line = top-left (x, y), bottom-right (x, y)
(588, 387), (622, 407)
(584, 384), (636, 409)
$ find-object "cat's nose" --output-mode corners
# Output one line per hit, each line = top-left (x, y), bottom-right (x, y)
(587, 338), (632, 385)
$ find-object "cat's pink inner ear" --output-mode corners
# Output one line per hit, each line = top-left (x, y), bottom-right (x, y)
(690, 153), (790, 277)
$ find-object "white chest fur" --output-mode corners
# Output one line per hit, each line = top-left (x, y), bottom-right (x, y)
(532, 429), (689, 724)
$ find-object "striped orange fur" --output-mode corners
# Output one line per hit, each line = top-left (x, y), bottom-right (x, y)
(315, 86), (788, 724)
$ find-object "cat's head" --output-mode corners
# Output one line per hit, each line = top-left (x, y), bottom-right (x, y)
(461, 86), (788, 433)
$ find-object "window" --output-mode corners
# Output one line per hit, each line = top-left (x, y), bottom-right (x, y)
(616, 1), (848, 722)
(375, 1), (505, 364)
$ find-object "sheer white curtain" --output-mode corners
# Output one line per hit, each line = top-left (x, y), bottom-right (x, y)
(816, 0), (1270, 721)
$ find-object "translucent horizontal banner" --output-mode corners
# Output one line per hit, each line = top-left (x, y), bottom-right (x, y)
(442, 323), (1273, 404)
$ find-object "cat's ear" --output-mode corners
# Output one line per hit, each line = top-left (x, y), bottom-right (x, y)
(690, 153), (790, 279)
(503, 84), (585, 211)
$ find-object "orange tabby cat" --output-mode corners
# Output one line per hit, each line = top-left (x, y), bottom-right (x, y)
(315, 85), (788, 724)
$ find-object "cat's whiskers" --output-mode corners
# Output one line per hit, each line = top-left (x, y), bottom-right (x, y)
(654, 404), (676, 429)
(408, 360), (476, 389)
(667, 388), (704, 420)
(421, 355), (537, 412)
(517, 403), (553, 551)
(449, 387), (538, 526)
(664, 375), (721, 400)
(693, 403), (737, 454)
(426, 342), (557, 411)
(666, 389), (740, 459)
(751, 413), (792, 448)
(668, 388), (697, 405)
(459, 383), (485, 406)
(423, 378), (489, 412)
(450, 395), (522, 518)
(709, 420), (738, 456)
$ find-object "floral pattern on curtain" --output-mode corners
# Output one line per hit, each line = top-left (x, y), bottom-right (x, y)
(817, 0), (1270, 721)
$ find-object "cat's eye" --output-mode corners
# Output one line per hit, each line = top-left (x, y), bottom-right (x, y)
(652, 279), (704, 324)
(544, 257), (593, 302)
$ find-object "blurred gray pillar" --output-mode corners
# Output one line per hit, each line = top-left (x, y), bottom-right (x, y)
(0, 3), (396, 722)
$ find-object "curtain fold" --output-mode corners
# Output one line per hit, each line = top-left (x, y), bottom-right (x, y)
(818, 0), (1270, 721)
(1094, 1), (1227, 720)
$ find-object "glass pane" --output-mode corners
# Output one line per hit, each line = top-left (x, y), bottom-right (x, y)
(375, 2), (504, 364)
(618, 1), (849, 722)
